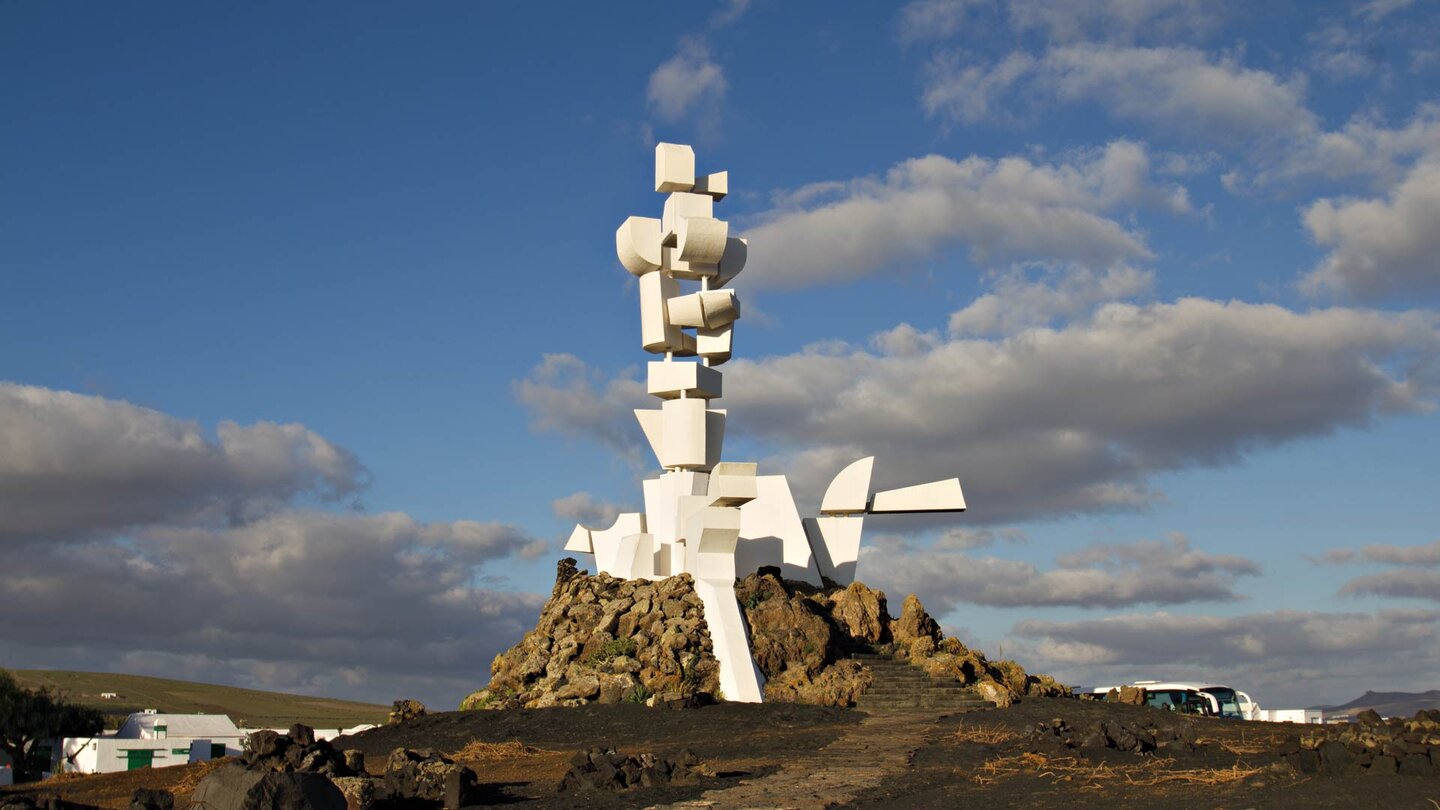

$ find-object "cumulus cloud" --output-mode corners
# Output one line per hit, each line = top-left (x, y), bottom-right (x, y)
(1250, 105), (1440, 190)
(520, 296), (1440, 524)
(1005, 0), (1223, 43)
(924, 44), (1315, 146)
(0, 512), (546, 704)
(1011, 607), (1440, 705)
(1301, 157), (1440, 299)
(1317, 539), (1440, 566)
(741, 141), (1181, 290)
(947, 263), (1154, 337)
(647, 41), (727, 124)
(897, 0), (984, 44)
(0, 383), (547, 707)
(0, 383), (367, 543)
(1340, 570), (1440, 602)
(552, 491), (625, 528)
(862, 533), (1259, 613)
(513, 354), (647, 457)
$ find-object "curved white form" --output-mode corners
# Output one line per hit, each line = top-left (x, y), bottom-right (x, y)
(616, 216), (662, 276)
(820, 456), (874, 515)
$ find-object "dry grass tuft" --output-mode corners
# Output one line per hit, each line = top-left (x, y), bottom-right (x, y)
(970, 752), (1263, 789)
(1200, 728), (1286, 756)
(170, 757), (233, 796)
(953, 724), (1019, 745)
(449, 739), (553, 761)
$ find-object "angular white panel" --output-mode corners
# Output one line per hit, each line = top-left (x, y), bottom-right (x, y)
(693, 171), (728, 200)
(686, 506), (742, 580)
(564, 524), (593, 553)
(703, 408), (726, 470)
(639, 270), (682, 353)
(868, 478), (967, 513)
(647, 360), (722, 399)
(693, 579), (766, 703)
(696, 323), (733, 365)
(677, 217), (730, 264)
(655, 143), (695, 193)
(820, 456), (874, 515)
(662, 192), (714, 247)
(635, 408), (664, 468)
(713, 237), (747, 288)
(736, 475), (823, 586)
(642, 470), (710, 545)
(590, 512), (646, 577)
(660, 397), (708, 468)
(803, 516), (864, 585)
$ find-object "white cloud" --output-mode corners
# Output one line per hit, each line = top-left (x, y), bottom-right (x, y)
(0, 383), (366, 543)
(1006, 0), (1223, 43)
(1011, 607), (1440, 705)
(520, 296), (1440, 523)
(1252, 104), (1440, 190)
(924, 44), (1316, 147)
(897, 0), (984, 44)
(1358, 0), (1416, 22)
(863, 533), (1259, 612)
(1317, 539), (1440, 566)
(1340, 570), (1440, 602)
(947, 263), (1154, 336)
(742, 142), (1180, 290)
(0, 383), (547, 707)
(552, 490), (625, 528)
(647, 41), (727, 124)
(1301, 157), (1440, 299)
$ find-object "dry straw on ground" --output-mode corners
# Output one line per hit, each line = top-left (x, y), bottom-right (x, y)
(953, 724), (1019, 745)
(971, 752), (1263, 789)
(449, 739), (553, 761)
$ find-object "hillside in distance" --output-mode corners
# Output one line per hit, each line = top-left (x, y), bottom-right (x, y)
(1312, 689), (1440, 719)
(9, 669), (389, 731)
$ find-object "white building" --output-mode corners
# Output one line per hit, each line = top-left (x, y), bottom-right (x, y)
(1259, 708), (1328, 724)
(55, 710), (246, 775)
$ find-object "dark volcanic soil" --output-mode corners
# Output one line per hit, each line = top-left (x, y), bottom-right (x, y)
(852, 697), (1440, 809)
(6, 699), (1439, 808)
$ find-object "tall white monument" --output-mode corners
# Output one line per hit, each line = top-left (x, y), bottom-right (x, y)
(565, 143), (968, 702)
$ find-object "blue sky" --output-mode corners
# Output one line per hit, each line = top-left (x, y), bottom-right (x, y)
(3, 0), (1439, 710)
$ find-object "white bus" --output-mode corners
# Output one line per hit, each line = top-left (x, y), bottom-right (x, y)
(1090, 681), (1258, 720)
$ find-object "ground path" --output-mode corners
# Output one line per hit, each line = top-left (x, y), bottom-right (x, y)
(652, 707), (944, 809)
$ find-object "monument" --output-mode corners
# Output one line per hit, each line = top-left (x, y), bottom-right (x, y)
(563, 143), (968, 702)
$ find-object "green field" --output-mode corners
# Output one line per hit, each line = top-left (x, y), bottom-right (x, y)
(9, 669), (390, 732)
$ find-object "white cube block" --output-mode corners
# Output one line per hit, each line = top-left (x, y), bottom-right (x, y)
(694, 171), (728, 200)
(640, 270), (682, 353)
(661, 246), (718, 280)
(662, 192), (714, 247)
(667, 292), (708, 328)
(656, 143), (696, 193)
(647, 360), (723, 399)
(661, 397), (709, 468)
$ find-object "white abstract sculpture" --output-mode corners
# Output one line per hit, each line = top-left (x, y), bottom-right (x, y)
(566, 143), (970, 702)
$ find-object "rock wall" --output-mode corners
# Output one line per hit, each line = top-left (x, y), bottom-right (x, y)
(737, 568), (1067, 707)
(464, 559), (721, 710)
(468, 559), (1067, 710)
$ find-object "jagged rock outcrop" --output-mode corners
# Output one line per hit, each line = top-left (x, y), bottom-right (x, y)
(737, 569), (1067, 706)
(463, 559), (721, 709)
(467, 559), (1065, 709)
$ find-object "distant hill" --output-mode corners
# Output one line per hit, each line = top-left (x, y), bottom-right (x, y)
(1311, 689), (1440, 719)
(8, 669), (389, 732)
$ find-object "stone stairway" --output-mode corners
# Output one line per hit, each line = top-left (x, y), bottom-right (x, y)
(851, 651), (993, 713)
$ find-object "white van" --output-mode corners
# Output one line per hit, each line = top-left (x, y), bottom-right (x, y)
(1091, 681), (1253, 719)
